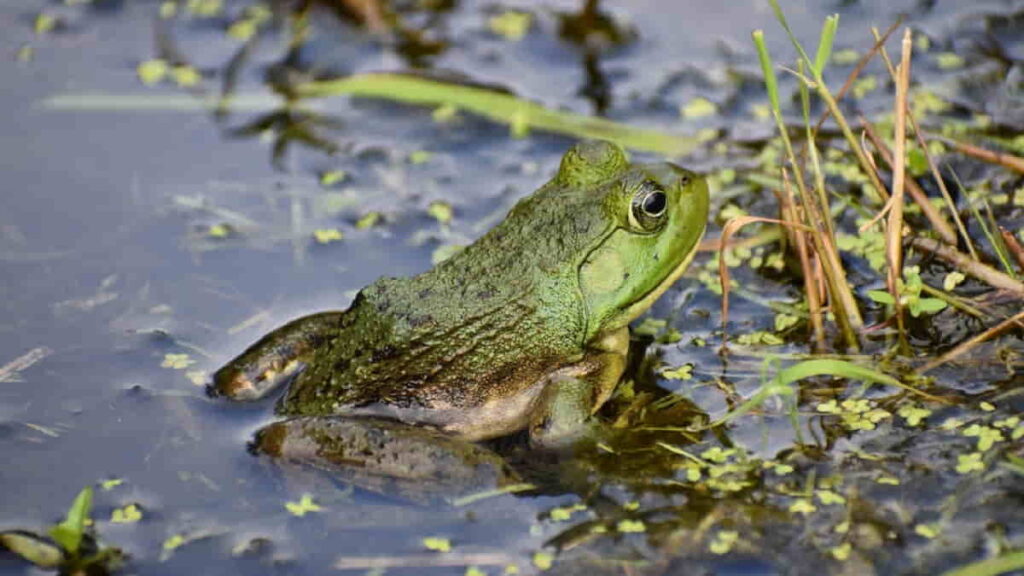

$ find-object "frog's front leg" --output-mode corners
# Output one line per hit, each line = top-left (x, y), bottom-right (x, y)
(528, 327), (628, 448)
(210, 311), (344, 401)
(251, 416), (522, 500)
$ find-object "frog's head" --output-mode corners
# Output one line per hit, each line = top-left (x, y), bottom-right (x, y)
(556, 141), (709, 342)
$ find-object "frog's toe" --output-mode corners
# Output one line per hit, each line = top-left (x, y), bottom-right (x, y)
(529, 417), (606, 450)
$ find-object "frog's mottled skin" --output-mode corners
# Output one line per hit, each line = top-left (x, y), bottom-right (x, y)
(213, 141), (708, 475)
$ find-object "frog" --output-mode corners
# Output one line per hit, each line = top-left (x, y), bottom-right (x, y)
(210, 140), (708, 488)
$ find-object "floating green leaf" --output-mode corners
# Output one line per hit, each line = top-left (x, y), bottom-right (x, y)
(313, 229), (344, 244)
(935, 52), (965, 70)
(709, 530), (739, 555)
(172, 66), (201, 88)
(110, 504), (142, 524)
(162, 534), (185, 552)
(409, 150), (433, 165)
(680, 97), (717, 119)
(661, 364), (693, 380)
(532, 551), (554, 571)
(427, 201), (453, 224)
(319, 170), (346, 187)
(356, 212), (381, 229)
(34, 13), (57, 34)
(137, 59), (169, 86)
(284, 494), (322, 517)
(488, 11), (532, 41)
(422, 536), (452, 552)
(161, 353), (195, 370)
(616, 519), (645, 533)
(100, 478), (125, 491)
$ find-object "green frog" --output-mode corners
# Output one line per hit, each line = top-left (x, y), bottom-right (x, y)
(211, 141), (708, 488)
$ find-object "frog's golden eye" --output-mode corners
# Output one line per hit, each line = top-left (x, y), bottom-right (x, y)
(629, 181), (667, 232)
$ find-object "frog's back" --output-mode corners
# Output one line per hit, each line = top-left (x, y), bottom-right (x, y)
(277, 185), (608, 416)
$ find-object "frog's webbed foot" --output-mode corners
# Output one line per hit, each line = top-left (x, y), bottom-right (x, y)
(529, 332), (627, 449)
(252, 416), (523, 502)
(528, 377), (609, 450)
(209, 311), (344, 401)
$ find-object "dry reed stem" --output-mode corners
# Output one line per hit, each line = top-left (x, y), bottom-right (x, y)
(910, 237), (1024, 297)
(860, 119), (958, 244)
(887, 28), (912, 346)
(778, 172), (826, 349)
(769, 93), (864, 345)
(940, 137), (1024, 175)
(718, 215), (813, 347)
(999, 226), (1024, 272)
(697, 226), (783, 253)
(872, 27), (978, 260)
(919, 309), (1024, 373)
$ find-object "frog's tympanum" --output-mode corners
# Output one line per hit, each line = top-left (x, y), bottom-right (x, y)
(211, 141), (708, 493)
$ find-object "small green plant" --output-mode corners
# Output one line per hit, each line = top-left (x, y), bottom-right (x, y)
(0, 486), (123, 574)
(867, 266), (948, 317)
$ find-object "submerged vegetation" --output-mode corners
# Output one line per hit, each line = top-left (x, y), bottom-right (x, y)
(4, 0), (1024, 574)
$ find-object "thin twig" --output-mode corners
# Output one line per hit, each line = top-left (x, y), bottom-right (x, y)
(777, 175), (826, 350)
(910, 237), (1024, 297)
(937, 137), (1024, 174)
(718, 215), (813, 348)
(813, 18), (903, 135)
(919, 309), (1024, 373)
(999, 226), (1024, 273)
(0, 347), (53, 383)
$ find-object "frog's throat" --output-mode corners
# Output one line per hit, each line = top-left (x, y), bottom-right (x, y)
(604, 241), (701, 334)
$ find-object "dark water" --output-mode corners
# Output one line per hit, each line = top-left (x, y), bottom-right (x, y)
(2, 1), (1023, 574)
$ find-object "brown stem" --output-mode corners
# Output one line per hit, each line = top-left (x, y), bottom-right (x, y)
(813, 18), (902, 136)
(939, 137), (1024, 175)
(999, 226), (1024, 273)
(919, 309), (1024, 373)
(910, 237), (1024, 297)
(860, 119), (957, 245)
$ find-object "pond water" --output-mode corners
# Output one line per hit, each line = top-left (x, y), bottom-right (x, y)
(2, 0), (1023, 574)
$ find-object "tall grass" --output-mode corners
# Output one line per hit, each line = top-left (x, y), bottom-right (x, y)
(739, 1), (1024, 362)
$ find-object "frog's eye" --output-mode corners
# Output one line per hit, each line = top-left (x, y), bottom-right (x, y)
(629, 182), (667, 232)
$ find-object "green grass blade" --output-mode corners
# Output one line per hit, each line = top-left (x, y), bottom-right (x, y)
(47, 486), (93, 555)
(951, 169), (1019, 278)
(710, 359), (941, 428)
(767, 0), (814, 66)
(942, 551), (1024, 576)
(752, 31), (780, 113)
(296, 73), (699, 156)
(814, 15), (840, 75)
(450, 483), (536, 507)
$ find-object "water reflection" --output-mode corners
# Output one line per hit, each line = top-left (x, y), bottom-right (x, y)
(557, 0), (636, 115)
